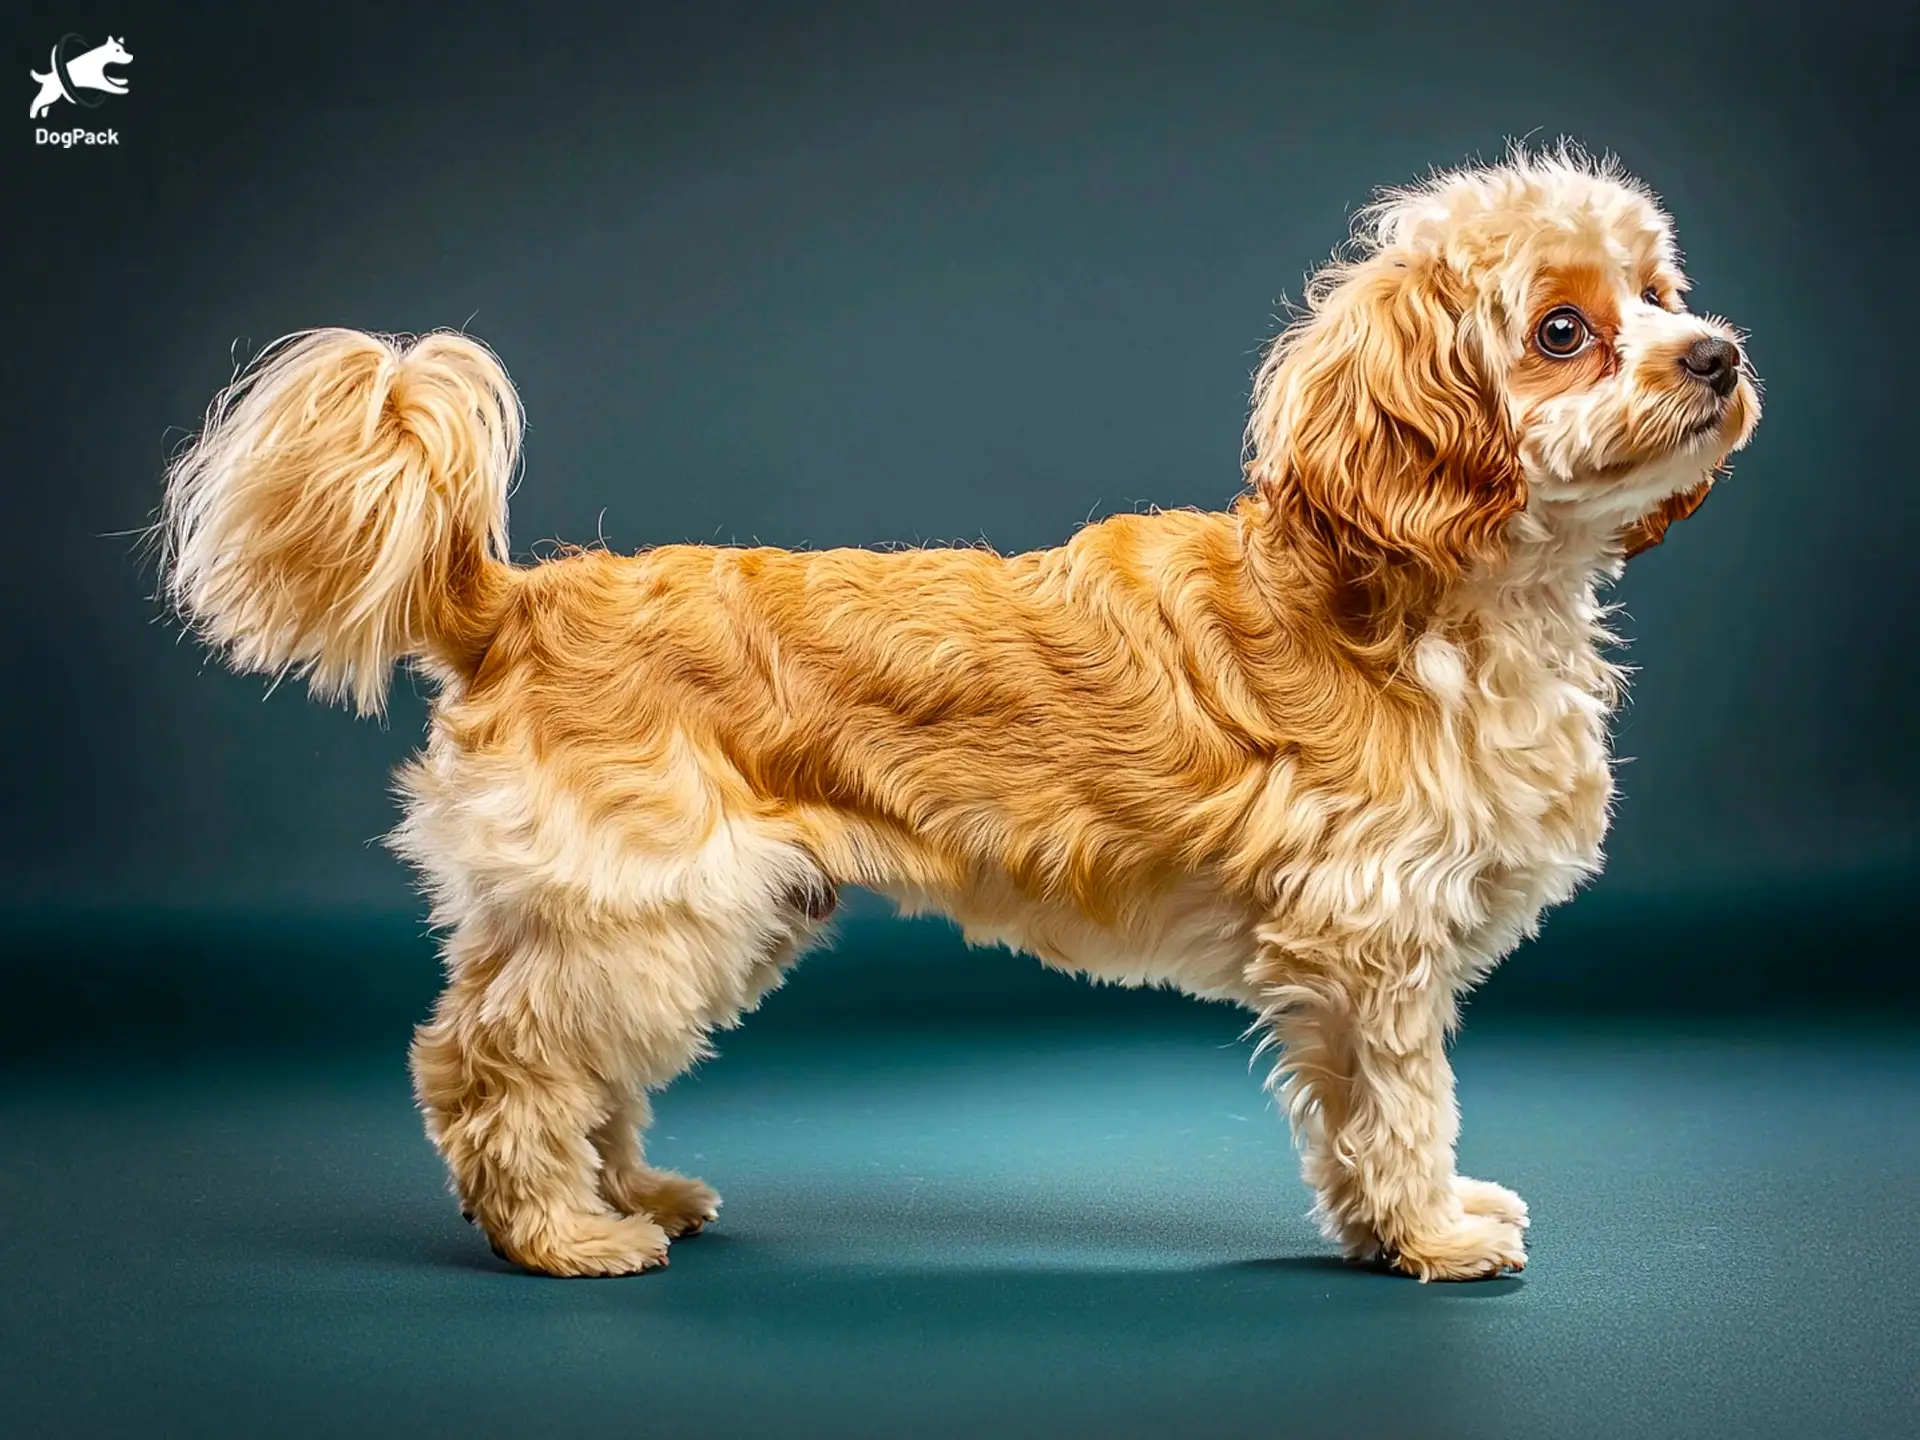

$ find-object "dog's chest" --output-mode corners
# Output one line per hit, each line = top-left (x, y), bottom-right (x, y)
(1407, 608), (1618, 916)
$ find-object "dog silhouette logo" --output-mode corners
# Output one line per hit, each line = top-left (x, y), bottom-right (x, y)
(29, 33), (131, 119)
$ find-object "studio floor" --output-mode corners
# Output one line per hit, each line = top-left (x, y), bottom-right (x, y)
(2, 1015), (1915, 1439)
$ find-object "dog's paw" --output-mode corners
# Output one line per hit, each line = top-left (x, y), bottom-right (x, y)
(601, 1164), (721, 1238)
(1452, 1175), (1529, 1230)
(491, 1212), (673, 1278)
(1386, 1209), (1528, 1282)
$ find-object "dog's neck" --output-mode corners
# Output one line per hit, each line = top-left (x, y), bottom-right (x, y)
(1436, 496), (1650, 710)
(1453, 501), (1624, 615)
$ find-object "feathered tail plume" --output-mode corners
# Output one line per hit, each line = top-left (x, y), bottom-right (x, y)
(160, 328), (522, 715)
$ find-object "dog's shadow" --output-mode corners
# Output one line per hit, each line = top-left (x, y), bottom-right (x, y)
(1221, 1252), (1526, 1298)
(262, 1194), (1527, 1314)
(237, 1199), (1528, 1438)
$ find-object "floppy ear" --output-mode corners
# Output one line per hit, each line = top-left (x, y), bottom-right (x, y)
(1621, 477), (1713, 559)
(1246, 255), (1525, 595)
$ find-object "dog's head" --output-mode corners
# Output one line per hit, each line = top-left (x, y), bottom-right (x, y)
(1245, 145), (1760, 592)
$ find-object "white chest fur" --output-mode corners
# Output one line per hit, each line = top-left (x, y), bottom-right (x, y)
(1406, 537), (1624, 980)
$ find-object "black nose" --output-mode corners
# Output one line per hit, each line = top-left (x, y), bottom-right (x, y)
(1681, 336), (1742, 397)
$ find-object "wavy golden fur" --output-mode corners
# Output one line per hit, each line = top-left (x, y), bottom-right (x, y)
(161, 145), (1758, 1281)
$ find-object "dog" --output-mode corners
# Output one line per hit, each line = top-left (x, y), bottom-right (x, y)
(29, 35), (131, 119)
(158, 144), (1758, 1280)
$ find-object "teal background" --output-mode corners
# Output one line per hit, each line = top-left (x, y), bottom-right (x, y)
(3, 1), (1916, 1436)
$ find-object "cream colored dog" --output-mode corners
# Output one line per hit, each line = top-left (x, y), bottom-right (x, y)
(160, 145), (1757, 1280)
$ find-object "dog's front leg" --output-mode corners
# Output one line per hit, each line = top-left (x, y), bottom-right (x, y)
(1261, 961), (1527, 1280)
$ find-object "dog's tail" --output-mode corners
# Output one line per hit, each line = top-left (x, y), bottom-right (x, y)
(161, 328), (521, 716)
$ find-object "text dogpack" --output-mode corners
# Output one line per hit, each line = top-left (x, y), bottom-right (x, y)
(36, 126), (119, 147)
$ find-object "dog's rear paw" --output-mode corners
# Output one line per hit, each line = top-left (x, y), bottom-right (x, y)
(602, 1165), (721, 1238)
(1452, 1175), (1529, 1230)
(1386, 1209), (1528, 1282)
(488, 1211), (673, 1277)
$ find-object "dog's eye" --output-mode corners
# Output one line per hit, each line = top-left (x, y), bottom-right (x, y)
(1536, 307), (1591, 359)
(1641, 286), (1665, 309)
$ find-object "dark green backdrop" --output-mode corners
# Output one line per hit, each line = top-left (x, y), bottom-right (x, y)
(5, 6), (1918, 1439)
(4, 0), (1913, 1044)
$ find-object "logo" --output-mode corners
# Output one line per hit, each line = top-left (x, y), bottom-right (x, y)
(29, 33), (131, 133)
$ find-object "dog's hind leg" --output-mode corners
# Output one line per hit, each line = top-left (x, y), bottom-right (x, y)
(408, 847), (825, 1275)
(592, 1089), (720, 1238)
(590, 908), (826, 1237)
(409, 915), (717, 1277)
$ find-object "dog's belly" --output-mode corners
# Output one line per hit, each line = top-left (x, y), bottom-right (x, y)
(878, 875), (1265, 1005)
